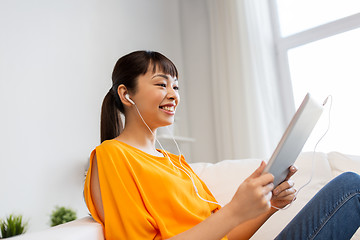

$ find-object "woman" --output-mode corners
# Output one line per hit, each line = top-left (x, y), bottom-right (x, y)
(84, 50), (360, 240)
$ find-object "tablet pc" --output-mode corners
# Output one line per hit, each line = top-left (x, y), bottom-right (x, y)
(263, 93), (324, 186)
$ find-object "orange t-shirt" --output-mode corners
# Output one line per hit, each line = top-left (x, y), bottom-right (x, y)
(84, 140), (227, 239)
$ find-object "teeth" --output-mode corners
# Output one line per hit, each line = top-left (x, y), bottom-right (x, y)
(161, 106), (175, 112)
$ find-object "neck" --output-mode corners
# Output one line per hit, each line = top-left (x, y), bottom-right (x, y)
(115, 119), (161, 156)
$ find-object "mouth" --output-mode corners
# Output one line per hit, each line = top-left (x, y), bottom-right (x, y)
(159, 105), (176, 113)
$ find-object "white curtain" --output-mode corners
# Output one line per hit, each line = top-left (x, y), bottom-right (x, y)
(207, 0), (288, 160)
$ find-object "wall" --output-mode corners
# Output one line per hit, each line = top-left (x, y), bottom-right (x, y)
(0, 0), (188, 232)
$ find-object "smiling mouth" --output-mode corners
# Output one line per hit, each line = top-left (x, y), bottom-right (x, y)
(159, 106), (175, 112)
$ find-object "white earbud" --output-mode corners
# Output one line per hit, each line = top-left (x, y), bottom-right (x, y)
(125, 94), (135, 105)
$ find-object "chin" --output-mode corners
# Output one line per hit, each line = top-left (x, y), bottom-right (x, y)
(162, 122), (174, 127)
(159, 119), (174, 128)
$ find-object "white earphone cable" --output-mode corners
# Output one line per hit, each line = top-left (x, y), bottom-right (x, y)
(163, 126), (222, 207)
(132, 104), (222, 207)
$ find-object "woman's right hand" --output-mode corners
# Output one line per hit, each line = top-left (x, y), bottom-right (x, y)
(228, 161), (274, 224)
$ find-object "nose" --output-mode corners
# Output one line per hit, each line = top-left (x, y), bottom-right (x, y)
(166, 86), (179, 102)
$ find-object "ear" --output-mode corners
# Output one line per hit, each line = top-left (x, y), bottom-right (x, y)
(117, 85), (133, 107)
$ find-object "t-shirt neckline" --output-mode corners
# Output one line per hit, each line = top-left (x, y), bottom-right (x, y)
(112, 139), (169, 159)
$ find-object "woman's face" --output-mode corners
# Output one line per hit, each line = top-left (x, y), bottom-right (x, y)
(129, 67), (180, 129)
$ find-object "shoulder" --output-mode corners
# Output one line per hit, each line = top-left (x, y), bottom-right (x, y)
(95, 140), (143, 167)
(97, 139), (119, 150)
(94, 140), (127, 164)
(96, 139), (126, 155)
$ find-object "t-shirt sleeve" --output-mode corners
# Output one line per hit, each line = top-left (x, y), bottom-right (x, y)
(83, 150), (103, 226)
(84, 144), (159, 239)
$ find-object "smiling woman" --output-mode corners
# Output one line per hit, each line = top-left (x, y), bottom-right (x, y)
(83, 50), (360, 240)
(84, 51), (230, 239)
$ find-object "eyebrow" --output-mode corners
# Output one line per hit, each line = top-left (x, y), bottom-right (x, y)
(151, 74), (178, 81)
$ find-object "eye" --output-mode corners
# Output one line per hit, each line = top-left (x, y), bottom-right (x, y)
(173, 86), (179, 91)
(156, 83), (166, 88)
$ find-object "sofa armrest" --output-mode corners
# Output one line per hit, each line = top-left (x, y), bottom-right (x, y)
(11, 216), (103, 240)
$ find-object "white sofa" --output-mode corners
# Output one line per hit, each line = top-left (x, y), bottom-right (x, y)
(12, 152), (360, 239)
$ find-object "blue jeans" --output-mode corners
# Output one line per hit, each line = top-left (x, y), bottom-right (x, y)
(275, 172), (360, 240)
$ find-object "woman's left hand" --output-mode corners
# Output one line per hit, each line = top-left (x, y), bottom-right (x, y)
(270, 165), (298, 209)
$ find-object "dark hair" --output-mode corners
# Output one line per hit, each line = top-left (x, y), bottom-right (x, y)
(100, 50), (178, 142)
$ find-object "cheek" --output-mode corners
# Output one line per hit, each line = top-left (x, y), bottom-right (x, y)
(153, 91), (167, 102)
(142, 91), (165, 106)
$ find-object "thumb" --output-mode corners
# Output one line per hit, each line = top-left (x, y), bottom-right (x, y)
(248, 161), (267, 179)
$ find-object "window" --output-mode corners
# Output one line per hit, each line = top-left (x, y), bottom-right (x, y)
(276, 0), (360, 37)
(270, 1), (360, 155)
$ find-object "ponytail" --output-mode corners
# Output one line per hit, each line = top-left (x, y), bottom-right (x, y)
(100, 90), (123, 143)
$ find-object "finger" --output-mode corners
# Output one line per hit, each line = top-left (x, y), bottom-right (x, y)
(273, 180), (294, 196)
(254, 173), (274, 187)
(263, 183), (274, 195)
(277, 193), (296, 203)
(275, 188), (297, 198)
(284, 165), (298, 181)
(248, 161), (267, 179)
(264, 190), (273, 202)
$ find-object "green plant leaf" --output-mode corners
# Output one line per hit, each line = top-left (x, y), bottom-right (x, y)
(50, 206), (77, 227)
(0, 214), (27, 238)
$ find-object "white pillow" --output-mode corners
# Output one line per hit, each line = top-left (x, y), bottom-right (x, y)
(190, 159), (262, 205)
(327, 151), (360, 177)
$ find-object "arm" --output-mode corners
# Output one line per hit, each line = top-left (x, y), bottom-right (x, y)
(227, 207), (277, 240)
(168, 161), (274, 240)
